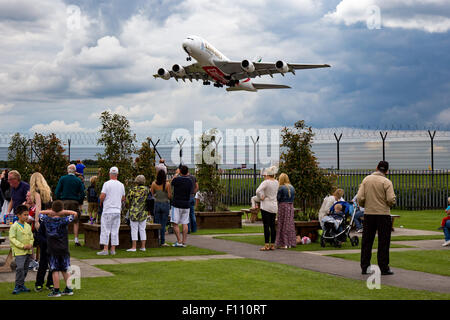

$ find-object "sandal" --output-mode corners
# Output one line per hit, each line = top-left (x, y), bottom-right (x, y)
(269, 244), (276, 250)
(260, 244), (270, 251)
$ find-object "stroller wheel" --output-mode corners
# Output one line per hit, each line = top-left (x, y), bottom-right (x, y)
(320, 236), (326, 248)
(333, 239), (341, 248)
(351, 236), (359, 247)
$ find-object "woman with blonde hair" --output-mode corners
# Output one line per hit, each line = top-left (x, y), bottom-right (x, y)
(275, 173), (296, 249)
(29, 172), (54, 292)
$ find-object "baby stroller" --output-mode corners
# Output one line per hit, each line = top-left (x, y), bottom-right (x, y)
(320, 201), (360, 248)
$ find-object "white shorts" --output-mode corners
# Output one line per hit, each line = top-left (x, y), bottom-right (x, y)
(171, 207), (190, 225)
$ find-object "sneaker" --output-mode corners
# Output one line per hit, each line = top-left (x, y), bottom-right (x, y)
(110, 251), (116, 255)
(48, 289), (61, 297)
(12, 286), (21, 295)
(139, 248), (146, 251)
(46, 284), (54, 290)
(161, 243), (169, 247)
(356, 229), (363, 233)
(172, 242), (184, 247)
(96, 250), (109, 256)
(35, 286), (43, 292)
(20, 285), (31, 293)
(181, 243), (187, 247)
(61, 287), (73, 296)
(442, 240), (450, 247)
(75, 242), (81, 247)
(126, 248), (136, 252)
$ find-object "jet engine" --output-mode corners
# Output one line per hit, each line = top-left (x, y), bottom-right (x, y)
(275, 60), (289, 73)
(172, 64), (186, 76)
(241, 60), (255, 73)
(157, 68), (171, 80)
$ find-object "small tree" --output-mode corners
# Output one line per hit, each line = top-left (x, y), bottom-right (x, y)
(134, 138), (156, 186)
(279, 120), (336, 219)
(30, 133), (67, 190)
(96, 111), (136, 192)
(195, 128), (225, 212)
(8, 133), (32, 182)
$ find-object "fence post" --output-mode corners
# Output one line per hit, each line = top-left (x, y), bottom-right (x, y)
(334, 133), (342, 170)
(380, 131), (388, 161)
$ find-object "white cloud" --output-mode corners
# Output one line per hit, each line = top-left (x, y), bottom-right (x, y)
(29, 120), (97, 133)
(324, 0), (450, 33)
(0, 103), (13, 113)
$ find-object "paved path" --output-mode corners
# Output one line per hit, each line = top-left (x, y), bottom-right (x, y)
(173, 234), (450, 294)
(0, 258), (113, 284)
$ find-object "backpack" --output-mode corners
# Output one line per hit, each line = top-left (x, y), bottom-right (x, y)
(87, 186), (98, 202)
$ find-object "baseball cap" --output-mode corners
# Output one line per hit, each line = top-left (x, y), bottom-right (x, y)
(110, 166), (119, 174)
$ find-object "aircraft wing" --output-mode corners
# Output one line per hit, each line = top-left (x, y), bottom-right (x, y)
(213, 60), (330, 80)
(153, 63), (214, 82)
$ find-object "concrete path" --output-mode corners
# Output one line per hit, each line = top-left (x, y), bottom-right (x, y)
(80, 254), (243, 266)
(0, 258), (113, 284)
(174, 234), (450, 294)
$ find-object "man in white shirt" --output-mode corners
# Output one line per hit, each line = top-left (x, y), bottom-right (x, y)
(97, 167), (125, 256)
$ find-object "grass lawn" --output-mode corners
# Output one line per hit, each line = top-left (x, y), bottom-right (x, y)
(391, 235), (444, 241)
(328, 250), (450, 277)
(213, 235), (413, 251)
(390, 209), (445, 231)
(68, 242), (223, 260)
(1, 259), (449, 300)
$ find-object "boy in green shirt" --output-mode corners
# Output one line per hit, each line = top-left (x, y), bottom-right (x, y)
(9, 205), (34, 294)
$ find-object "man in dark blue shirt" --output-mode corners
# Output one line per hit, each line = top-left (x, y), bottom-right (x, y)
(7, 170), (29, 215)
(170, 165), (193, 247)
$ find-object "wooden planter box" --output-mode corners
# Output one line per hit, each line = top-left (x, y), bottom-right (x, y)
(195, 211), (243, 229)
(82, 223), (161, 250)
(294, 220), (321, 242)
(68, 215), (90, 234)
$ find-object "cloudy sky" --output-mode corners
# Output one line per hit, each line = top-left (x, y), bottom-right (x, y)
(0, 0), (449, 134)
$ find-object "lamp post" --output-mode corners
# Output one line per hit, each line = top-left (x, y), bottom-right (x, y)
(250, 136), (260, 186)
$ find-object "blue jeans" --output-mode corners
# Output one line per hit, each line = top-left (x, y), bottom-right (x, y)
(188, 197), (197, 233)
(444, 220), (450, 241)
(353, 209), (364, 230)
(154, 202), (170, 245)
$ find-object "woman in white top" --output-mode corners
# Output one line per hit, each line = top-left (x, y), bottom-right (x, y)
(256, 166), (279, 251)
(318, 189), (345, 228)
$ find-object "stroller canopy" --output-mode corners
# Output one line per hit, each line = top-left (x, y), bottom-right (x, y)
(329, 201), (354, 217)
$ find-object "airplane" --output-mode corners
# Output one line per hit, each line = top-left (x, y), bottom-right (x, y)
(154, 35), (330, 92)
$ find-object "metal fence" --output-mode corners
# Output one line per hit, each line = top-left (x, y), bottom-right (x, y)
(83, 167), (450, 210)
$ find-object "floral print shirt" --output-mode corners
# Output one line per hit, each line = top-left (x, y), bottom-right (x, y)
(126, 185), (150, 222)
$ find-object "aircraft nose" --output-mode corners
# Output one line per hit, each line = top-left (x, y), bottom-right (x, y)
(182, 38), (192, 54)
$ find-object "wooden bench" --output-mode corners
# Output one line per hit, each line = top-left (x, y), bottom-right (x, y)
(360, 215), (400, 231)
(0, 224), (14, 272)
(390, 215), (401, 231)
(241, 209), (262, 223)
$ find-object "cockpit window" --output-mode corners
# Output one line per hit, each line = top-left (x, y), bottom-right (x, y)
(186, 37), (194, 40)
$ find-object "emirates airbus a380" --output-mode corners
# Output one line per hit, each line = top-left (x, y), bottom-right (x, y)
(154, 35), (331, 92)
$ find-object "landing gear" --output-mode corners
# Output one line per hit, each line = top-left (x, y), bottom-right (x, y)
(227, 80), (239, 87)
(202, 81), (211, 85)
(186, 56), (192, 61)
(213, 82), (223, 88)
